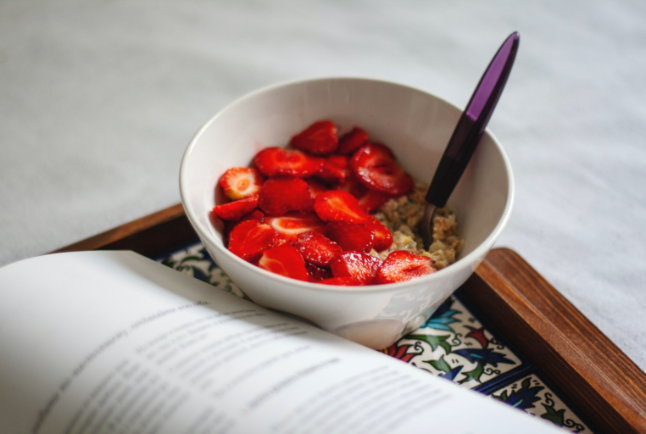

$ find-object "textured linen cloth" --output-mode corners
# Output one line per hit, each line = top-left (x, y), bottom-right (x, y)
(1, 0), (645, 370)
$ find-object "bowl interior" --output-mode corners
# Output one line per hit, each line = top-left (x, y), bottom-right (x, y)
(181, 78), (511, 274)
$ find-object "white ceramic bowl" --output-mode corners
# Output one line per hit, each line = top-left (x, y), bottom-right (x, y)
(180, 77), (514, 349)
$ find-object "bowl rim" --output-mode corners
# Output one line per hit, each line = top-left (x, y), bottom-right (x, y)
(180, 76), (515, 294)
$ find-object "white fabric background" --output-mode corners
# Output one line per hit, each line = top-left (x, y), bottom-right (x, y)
(1, 0), (645, 370)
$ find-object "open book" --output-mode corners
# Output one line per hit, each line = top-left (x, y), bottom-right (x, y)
(0, 251), (560, 434)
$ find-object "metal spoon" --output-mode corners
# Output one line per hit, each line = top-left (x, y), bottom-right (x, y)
(421, 32), (520, 248)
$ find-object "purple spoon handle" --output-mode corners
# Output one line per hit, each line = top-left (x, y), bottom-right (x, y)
(425, 32), (520, 208)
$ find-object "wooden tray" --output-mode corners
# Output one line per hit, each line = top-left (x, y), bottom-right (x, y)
(54, 204), (646, 433)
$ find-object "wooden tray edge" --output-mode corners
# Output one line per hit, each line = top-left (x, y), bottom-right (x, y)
(462, 248), (646, 433)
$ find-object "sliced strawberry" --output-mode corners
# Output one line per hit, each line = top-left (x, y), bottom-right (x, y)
(306, 263), (332, 282)
(337, 127), (369, 155)
(377, 251), (436, 284)
(366, 216), (393, 251)
(290, 120), (338, 156)
(334, 175), (368, 199)
(358, 190), (389, 213)
(318, 277), (357, 286)
(306, 179), (328, 199)
(315, 155), (349, 185)
(325, 221), (375, 252)
(219, 167), (264, 200)
(263, 212), (326, 242)
(350, 143), (413, 197)
(241, 209), (265, 222)
(258, 178), (314, 216)
(228, 220), (276, 262)
(273, 233), (292, 248)
(254, 147), (324, 177)
(258, 245), (308, 281)
(212, 196), (259, 221)
(330, 252), (381, 285)
(224, 208), (265, 242)
(314, 191), (369, 224)
(294, 231), (343, 267)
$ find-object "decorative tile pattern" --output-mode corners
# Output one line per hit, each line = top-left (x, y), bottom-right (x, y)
(490, 375), (592, 433)
(158, 240), (595, 433)
(382, 296), (525, 390)
(159, 242), (245, 299)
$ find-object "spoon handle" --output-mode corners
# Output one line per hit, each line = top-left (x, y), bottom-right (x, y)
(425, 32), (520, 208)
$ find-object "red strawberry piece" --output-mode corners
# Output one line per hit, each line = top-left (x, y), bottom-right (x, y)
(330, 252), (381, 285)
(290, 120), (338, 156)
(212, 196), (259, 221)
(273, 233), (292, 248)
(219, 167), (264, 200)
(334, 175), (368, 199)
(306, 263), (332, 282)
(263, 212), (326, 242)
(258, 178), (314, 216)
(365, 216), (393, 251)
(315, 155), (349, 185)
(294, 231), (343, 267)
(314, 191), (369, 224)
(318, 277), (357, 286)
(337, 127), (369, 155)
(254, 147), (324, 177)
(376, 251), (436, 284)
(241, 209), (265, 222)
(228, 220), (276, 262)
(306, 179), (328, 199)
(358, 190), (389, 213)
(325, 221), (375, 252)
(258, 245), (309, 281)
(350, 143), (414, 197)
(224, 208), (265, 242)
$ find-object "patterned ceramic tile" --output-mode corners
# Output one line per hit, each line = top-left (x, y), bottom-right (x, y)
(381, 296), (526, 390)
(490, 375), (593, 433)
(159, 242), (245, 299)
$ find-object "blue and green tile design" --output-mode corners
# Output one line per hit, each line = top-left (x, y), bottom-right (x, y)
(157, 241), (596, 433)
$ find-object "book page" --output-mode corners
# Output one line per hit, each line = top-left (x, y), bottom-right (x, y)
(0, 251), (558, 434)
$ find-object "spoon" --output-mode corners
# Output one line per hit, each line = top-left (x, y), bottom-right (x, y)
(421, 32), (520, 248)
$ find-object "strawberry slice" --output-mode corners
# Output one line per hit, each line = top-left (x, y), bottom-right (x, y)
(254, 147), (324, 177)
(318, 277), (356, 286)
(358, 190), (389, 213)
(258, 178), (314, 216)
(224, 208), (265, 242)
(330, 252), (381, 285)
(306, 263), (332, 282)
(314, 191), (369, 224)
(219, 167), (264, 200)
(212, 196), (259, 221)
(350, 143), (413, 197)
(334, 175), (368, 199)
(294, 231), (343, 267)
(366, 216), (393, 251)
(290, 120), (338, 156)
(376, 251), (436, 284)
(263, 212), (325, 242)
(337, 127), (369, 155)
(228, 220), (276, 262)
(325, 221), (375, 252)
(315, 155), (349, 185)
(306, 179), (328, 199)
(258, 245), (309, 281)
